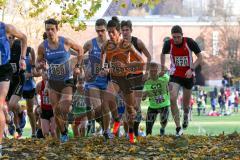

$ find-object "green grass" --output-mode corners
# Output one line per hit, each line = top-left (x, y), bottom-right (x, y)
(19, 101), (240, 138)
(140, 102), (240, 136)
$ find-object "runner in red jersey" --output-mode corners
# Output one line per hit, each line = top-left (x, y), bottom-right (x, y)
(36, 71), (56, 137)
(161, 25), (203, 137)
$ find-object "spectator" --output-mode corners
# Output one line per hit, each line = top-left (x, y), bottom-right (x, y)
(211, 97), (217, 111)
(189, 96), (195, 121)
(197, 95), (206, 116)
(234, 92), (239, 112)
(218, 93), (226, 115)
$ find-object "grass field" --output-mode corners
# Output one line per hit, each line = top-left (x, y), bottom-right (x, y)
(19, 101), (240, 138)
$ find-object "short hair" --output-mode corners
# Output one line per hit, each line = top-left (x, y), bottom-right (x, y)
(171, 25), (183, 34)
(120, 20), (132, 30)
(149, 62), (159, 68)
(95, 18), (107, 27)
(44, 18), (58, 29)
(43, 32), (47, 40)
(107, 16), (120, 32)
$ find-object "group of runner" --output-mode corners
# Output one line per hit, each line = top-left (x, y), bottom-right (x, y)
(0, 16), (202, 156)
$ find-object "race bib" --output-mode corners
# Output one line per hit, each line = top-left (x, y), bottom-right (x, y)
(155, 95), (165, 104)
(10, 63), (17, 73)
(73, 96), (86, 109)
(175, 56), (189, 67)
(49, 64), (66, 76)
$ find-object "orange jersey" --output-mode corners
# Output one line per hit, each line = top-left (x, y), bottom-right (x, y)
(105, 39), (144, 76)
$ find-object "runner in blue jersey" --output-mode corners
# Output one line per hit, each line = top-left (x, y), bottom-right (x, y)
(0, 21), (27, 157)
(22, 48), (38, 137)
(83, 19), (109, 136)
(36, 18), (83, 143)
(8, 45), (37, 138)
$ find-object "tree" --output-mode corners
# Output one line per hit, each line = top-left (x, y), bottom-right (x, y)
(199, 0), (240, 78)
(1, 0), (162, 30)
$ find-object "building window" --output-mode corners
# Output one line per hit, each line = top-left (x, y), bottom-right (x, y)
(212, 31), (219, 55)
(228, 38), (239, 58)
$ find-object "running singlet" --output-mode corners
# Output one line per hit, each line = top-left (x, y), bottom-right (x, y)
(169, 37), (193, 78)
(44, 37), (72, 81)
(105, 39), (144, 77)
(23, 47), (36, 91)
(9, 40), (22, 75)
(40, 80), (52, 110)
(87, 38), (108, 83)
(71, 91), (87, 116)
(88, 38), (102, 79)
(143, 74), (170, 109)
(0, 22), (11, 66)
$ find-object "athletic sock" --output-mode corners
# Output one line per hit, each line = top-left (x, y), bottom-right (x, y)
(128, 128), (134, 144)
(112, 121), (121, 136)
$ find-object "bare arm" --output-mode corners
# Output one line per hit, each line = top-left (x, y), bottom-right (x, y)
(137, 39), (151, 64)
(29, 48), (36, 66)
(6, 24), (27, 59)
(100, 42), (107, 68)
(36, 43), (46, 70)
(83, 40), (92, 54)
(65, 38), (83, 65)
(29, 48), (41, 77)
(192, 53), (203, 70)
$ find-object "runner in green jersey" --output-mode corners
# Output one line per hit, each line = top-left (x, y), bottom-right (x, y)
(142, 62), (170, 136)
(69, 79), (87, 137)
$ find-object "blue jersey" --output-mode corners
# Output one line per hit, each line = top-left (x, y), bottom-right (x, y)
(23, 48), (36, 91)
(44, 37), (72, 81)
(84, 38), (109, 90)
(88, 38), (101, 80)
(0, 22), (11, 65)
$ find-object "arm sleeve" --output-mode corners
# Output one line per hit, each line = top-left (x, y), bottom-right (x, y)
(187, 38), (201, 55)
(162, 40), (171, 54)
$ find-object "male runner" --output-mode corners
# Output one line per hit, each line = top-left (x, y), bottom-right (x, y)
(37, 18), (83, 142)
(120, 20), (151, 139)
(100, 16), (144, 143)
(161, 25), (202, 136)
(0, 21), (27, 156)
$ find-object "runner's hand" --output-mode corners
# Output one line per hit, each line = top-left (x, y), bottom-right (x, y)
(99, 68), (108, 76)
(37, 59), (47, 70)
(74, 67), (81, 76)
(19, 59), (26, 70)
(185, 68), (194, 78)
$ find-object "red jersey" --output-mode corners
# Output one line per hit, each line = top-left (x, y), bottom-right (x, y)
(40, 80), (52, 110)
(169, 38), (194, 78)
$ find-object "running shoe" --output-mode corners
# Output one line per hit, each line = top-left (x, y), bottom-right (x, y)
(103, 130), (114, 142)
(60, 134), (69, 143)
(176, 127), (183, 137)
(160, 128), (165, 136)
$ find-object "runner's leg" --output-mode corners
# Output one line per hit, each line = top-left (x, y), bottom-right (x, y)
(26, 98), (36, 137)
